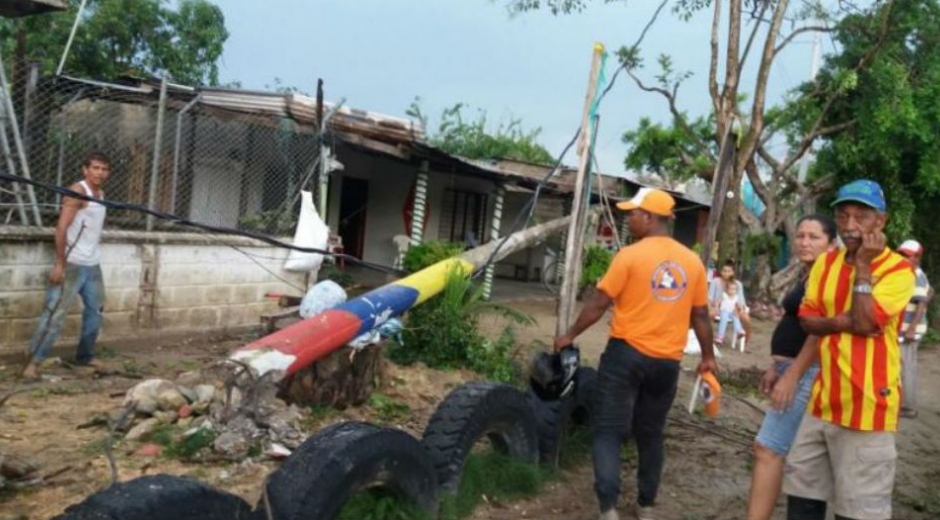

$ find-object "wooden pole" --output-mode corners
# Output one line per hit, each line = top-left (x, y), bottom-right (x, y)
(556, 43), (605, 337)
(699, 124), (737, 268)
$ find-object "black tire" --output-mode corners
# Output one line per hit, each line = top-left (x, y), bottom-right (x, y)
(53, 474), (255, 520)
(527, 366), (598, 467)
(259, 421), (438, 520)
(422, 381), (538, 494)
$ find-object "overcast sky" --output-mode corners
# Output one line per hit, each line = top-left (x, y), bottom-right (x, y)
(215, 0), (825, 176)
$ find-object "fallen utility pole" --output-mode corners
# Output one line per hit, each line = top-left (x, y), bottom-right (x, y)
(556, 43), (605, 337)
(231, 209), (599, 379)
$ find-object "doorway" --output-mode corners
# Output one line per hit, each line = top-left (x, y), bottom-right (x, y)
(339, 177), (369, 259)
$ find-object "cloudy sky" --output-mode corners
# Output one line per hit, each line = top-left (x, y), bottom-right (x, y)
(215, 0), (826, 175)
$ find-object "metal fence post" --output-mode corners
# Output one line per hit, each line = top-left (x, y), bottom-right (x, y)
(482, 183), (505, 300)
(146, 76), (168, 231)
(0, 49), (42, 226)
(170, 93), (201, 216)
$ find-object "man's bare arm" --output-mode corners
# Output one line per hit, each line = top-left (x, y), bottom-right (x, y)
(54, 194), (81, 266)
(554, 289), (611, 350)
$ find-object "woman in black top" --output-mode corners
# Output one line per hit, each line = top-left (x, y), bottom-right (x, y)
(746, 214), (838, 520)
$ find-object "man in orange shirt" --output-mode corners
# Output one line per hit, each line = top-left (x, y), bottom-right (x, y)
(769, 179), (914, 520)
(554, 188), (717, 520)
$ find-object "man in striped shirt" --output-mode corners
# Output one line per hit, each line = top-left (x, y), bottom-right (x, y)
(769, 179), (914, 520)
(896, 239), (932, 419)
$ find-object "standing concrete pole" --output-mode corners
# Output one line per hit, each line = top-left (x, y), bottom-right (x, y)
(409, 161), (430, 245)
(556, 43), (605, 337)
(482, 184), (505, 300)
(146, 76), (168, 231)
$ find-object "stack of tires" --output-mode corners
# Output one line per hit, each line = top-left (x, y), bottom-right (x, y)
(54, 368), (597, 520)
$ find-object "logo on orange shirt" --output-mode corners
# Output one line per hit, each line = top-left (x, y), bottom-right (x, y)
(650, 261), (689, 302)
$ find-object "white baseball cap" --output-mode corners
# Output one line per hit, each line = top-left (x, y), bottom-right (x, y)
(898, 239), (923, 256)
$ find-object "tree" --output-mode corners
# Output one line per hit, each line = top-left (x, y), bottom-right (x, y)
(508, 0), (895, 300)
(809, 0), (940, 290)
(407, 99), (555, 164)
(0, 0), (228, 86)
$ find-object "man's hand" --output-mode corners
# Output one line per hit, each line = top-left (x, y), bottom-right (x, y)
(903, 330), (917, 344)
(696, 355), (719, 376)
(855, 231), (886, 267)
(553, 335), (574, 352)
(49, 263), (65, 285)
(759, 365), (779, 395)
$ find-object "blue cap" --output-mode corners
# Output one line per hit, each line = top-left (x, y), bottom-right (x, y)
(831, 179), (886, 213)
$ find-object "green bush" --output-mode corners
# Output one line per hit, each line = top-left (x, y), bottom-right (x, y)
(580, 245), (613, 289)
(388, 267), (533, 383)
(402, 240), (463, 273)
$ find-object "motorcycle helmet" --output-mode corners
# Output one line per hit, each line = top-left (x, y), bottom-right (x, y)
(529, 346), (580, 401)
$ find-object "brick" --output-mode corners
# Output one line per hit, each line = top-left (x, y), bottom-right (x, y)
(102, 311), (136, 335)
(231, 285), (260, 304)
(0, 243), (53, 266)
(204, 286), (233, 305)
(188, 307), (221, 329)
(156, 308), (189, 330)
(0, 291), (45, 318)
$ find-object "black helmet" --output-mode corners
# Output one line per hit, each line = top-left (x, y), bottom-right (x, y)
(529, 346), (580, 401)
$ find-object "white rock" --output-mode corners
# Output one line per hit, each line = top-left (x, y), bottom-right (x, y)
(124, 379), (176, 409)
(125, 418), (160, 441)
(175, 371), (203, 388)
(157, 390), (188, 411)
(194, 385), (216, 404)
(153, 411), (179, 425)
(177, 385), (198, 404)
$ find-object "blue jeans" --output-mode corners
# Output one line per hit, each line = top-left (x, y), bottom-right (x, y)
(717, 309), (743, 341)
(30, 264), (105, 364)
(755, 360), (820, 456)
(592, 339), (680, 511)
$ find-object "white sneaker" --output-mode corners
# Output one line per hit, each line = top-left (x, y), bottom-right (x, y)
(636, 504), (655, 520)
(598, 509), (620, 520)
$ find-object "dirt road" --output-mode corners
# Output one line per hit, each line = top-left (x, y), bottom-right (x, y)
(1, 299), (937, 520)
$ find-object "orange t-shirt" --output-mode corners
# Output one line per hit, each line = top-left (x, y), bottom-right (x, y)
(596, 236), (708, 360)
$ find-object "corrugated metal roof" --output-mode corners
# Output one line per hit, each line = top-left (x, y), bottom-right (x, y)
(0, 0), (68, 18)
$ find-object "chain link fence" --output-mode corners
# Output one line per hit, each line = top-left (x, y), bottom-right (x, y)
(1, 69), (321, 234)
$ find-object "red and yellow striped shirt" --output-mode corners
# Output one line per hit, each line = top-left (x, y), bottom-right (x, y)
(799, 248), (915, 431)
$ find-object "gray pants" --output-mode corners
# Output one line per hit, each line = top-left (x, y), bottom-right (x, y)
(901, 341), (919, 411)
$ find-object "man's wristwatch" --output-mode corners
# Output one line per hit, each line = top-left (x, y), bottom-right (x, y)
(853, 281), (873, 294)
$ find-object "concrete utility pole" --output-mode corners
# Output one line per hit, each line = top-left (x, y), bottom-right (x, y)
(556, 43), (605, 337)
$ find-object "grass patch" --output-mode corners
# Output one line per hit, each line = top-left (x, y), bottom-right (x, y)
(337, 488), (435, 520)
(557, 425), (592, 470)
(439, 451), (545, 520)
(142, 425), (216, 460)
(368, 392), (410, 424)
(82, 437), (108, 456)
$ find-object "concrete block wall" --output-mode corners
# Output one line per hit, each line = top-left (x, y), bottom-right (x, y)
(0, 227), (304, 353)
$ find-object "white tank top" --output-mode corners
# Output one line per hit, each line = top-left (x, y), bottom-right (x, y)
(66, 180), (107, 266)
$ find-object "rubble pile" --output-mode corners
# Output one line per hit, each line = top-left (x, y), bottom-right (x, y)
(118, 366), (305, 459)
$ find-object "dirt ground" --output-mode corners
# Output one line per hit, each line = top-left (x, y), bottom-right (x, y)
(1, 298), (938, 520)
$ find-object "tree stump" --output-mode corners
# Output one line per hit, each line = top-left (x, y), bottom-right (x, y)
(277, 344), (385, 409)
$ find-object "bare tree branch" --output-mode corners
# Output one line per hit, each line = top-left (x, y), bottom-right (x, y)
(709, 0), (722, 116)
(775, 26), (836, 56)
(778, 119), (857, 174)
(741, 0), (772, 71)
(626, 70), (716, 163)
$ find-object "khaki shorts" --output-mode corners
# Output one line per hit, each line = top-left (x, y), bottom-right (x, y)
(783, 414), (896, 520)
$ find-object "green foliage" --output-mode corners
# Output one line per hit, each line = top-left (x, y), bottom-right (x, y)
(438, 452), (545, 520)
(337, 488), (434, 520)
(142, 425), (216, 460)
(402, 240), (464, 273)
(622, 115), (716, 184)
(318, 264), (355, 289)
(388, 267), (533, 383)
(742, 233), (782, 271)
(408, 99), (554, 164)
(368, 392), (410, 424)
(238, 209), (296, 236)
(806, 0), (940, 290)
(0, 0), (228, 85)
(580, 245), (613, 288)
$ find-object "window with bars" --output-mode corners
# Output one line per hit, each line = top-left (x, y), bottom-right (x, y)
(439, 189), (488, 247)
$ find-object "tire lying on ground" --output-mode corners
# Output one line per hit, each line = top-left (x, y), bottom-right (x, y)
(258, 421), (438, 520)
(422, 381), (539, 494)
(53, 474), (255, 520)
(527, 366), (598, 467)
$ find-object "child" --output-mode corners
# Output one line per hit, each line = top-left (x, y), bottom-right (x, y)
(716, 282), (746, 350)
